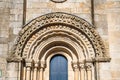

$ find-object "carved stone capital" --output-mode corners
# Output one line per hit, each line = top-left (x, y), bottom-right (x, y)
(40, 61), (46, 68)
(72, 61), (79, 71)
(34, 61), (39, 68)
(79, 63), (85, 69)
(25, 59), (33, 67)
(85, 63), (92, 70)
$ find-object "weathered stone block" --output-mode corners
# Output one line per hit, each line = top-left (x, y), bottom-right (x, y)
(9, 22), (22, 28)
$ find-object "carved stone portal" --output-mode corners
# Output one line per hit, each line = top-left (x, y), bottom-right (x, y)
(7, 12), (111, 80)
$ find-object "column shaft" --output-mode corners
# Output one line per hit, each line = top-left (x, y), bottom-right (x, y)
(86, 63), (92, 80)
(18, 62), (21, 80)
(33, 67), (38, 80)
(87, 70), (92, 80)
(26, 67), (31, 80)
(23, 67), (26, 80)
(79, 63), (85, 80)
(80, 69), (85, 80)
(39, 61), (46, 80)
(39, 68), (44, 80)
(74, 68), (79, 80)
(72, 62), (79, 80)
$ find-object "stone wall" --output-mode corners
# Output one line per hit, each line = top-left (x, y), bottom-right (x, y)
(26, 0), (92, 23)
(0, 0), (23, 80)
(107, 0), (120, 80)
(0, 0), (11, 80)
(94, 1), (110, 80)
(94, 0), (120, 80)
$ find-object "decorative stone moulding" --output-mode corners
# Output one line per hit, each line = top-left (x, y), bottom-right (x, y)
(7, 12), (111, 62)
(51, 0), (67, 3)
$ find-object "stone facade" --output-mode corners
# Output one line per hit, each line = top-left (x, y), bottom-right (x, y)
(0, 0), (120, 80)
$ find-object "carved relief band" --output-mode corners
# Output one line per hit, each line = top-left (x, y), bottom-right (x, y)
(9, 12), (110, 62)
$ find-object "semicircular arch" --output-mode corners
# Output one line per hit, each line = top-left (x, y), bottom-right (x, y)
(9, 12), (110, 62)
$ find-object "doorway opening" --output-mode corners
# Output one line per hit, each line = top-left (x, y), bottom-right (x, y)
(50, 55), (68, 80)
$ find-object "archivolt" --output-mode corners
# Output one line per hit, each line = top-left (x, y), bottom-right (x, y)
(8, 12), (110, 62)
(25, 25), (91, 60)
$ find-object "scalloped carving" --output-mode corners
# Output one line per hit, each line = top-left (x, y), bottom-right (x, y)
(8, 12), (110, 62)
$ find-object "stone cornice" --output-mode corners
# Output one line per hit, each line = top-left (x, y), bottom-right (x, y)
(85, 57), (111, 62)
